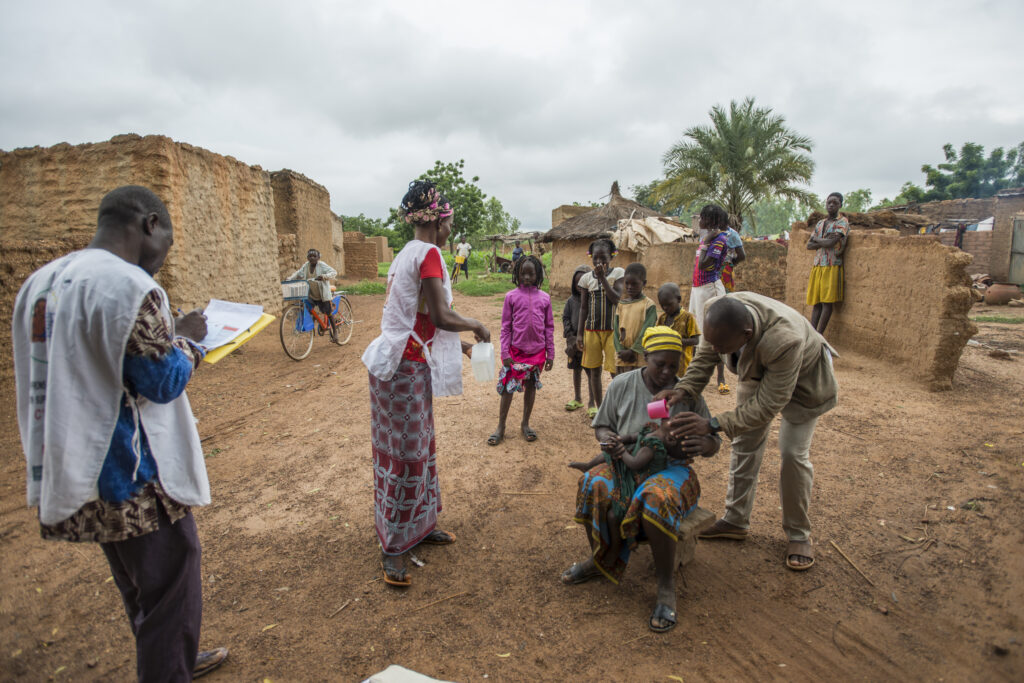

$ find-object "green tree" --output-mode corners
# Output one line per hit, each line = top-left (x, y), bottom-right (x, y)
(920, 141), (1024, 199)
(837, 188), (872, 213)
(481, 196), (520, 235)
(341, 213), (407, 251)
(388, 160), (493, 247)
(873, 141), (1024, 207)
(747, 196), (814, 236)
(656, 97), (816, 231)
(871, 182), (926, 209)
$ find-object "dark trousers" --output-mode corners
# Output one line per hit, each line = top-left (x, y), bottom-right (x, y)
(101, 508), (202, 683)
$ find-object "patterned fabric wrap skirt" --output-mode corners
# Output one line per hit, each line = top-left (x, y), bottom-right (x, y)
(496, 346), (545, 394)
(573, 461), (700, 583)
(806, 265), (844, 304)
(721, 263), (736, 292)
(369, 359), (441, 555)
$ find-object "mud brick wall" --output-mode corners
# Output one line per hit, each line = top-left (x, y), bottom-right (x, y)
(551, 205), (593, 228)
(899, 197), (997, 224)
(343, 231), (366, 243)
(992, 192), (1024, 281)
(0, 237), (91, 390)
(331, 214), (346, 277)
(271, 170), (334, 276)
(640, 241), (787, 304)
(344, 242), (379, 280)
(939, 230), (993, 274)
(549, 238), (593, 299)
(278, 233), (299, 281)
(549, 238), (786, 305)
(382, 247), (394, 263)
(731, 241), (787, 299)
(367, 236), (389, 262)
(786, 230), (976, 390)
(0, 134), (280, 311)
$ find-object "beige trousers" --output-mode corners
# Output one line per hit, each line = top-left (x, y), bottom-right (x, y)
(722, 382), (818, 542)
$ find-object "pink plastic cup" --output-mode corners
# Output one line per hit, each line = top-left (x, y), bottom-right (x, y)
(647, 399), (670, 419)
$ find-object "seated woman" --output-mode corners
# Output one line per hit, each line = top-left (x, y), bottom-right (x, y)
(562, 326), (720, 633)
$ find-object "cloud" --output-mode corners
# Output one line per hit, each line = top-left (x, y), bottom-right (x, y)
(1, 0), (1021, 226)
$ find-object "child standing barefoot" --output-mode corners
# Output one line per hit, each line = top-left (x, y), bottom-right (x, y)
(489, 256), (555, 446)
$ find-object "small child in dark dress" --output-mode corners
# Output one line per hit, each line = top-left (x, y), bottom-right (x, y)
(569, 420), (684, 515)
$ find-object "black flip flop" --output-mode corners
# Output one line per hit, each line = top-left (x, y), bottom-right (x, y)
(649, 603), (677, 633)
(560, 562), (601, 585)
(487, 431), (504, 446)
(522, 426), (538, 442)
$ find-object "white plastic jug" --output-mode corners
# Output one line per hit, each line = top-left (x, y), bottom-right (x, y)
(470, 342), (496, 382)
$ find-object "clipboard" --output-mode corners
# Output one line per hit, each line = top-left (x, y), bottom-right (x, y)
(202, 313), (276, 364)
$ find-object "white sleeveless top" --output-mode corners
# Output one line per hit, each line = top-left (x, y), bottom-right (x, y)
(361, 240), (463, 397)
(12, 249), (210, 525)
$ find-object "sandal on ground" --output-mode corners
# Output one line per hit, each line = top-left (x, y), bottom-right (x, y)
(522, 426), (538, 442)
(193, 647), (229, 679)
(380, 555), (411, 587)
(649, 603), (678, 633)
(786, 540), (815, 571)
(421, 529), (456, 545)
(718, 382), (731, 395)
(560, 562), (601, 585)
(487, 431), (504, 446)
(586, 407), (599, 419)
(698, 519), (749, 540)
(565, 399), (584, 411)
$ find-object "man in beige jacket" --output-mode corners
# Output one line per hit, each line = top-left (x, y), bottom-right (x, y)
(659, 292), (837, 570)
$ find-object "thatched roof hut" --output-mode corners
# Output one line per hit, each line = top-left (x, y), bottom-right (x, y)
(543, 182), (663, 297)
(539, 181), (663, 243)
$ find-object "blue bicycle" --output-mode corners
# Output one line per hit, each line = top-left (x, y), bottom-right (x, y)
(279, 279), (355, 360)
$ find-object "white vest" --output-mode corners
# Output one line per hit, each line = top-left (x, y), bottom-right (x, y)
(361, 240), (463, 397)
(12, 249), (210, 525)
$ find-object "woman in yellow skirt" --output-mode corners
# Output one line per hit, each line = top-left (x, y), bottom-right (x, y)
(806, 192), (850, 334)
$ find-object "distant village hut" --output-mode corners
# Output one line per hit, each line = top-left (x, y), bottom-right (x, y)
(540, 182), (663, 298)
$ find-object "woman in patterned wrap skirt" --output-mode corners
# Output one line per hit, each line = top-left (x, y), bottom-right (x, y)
(361, 180), (490, 587)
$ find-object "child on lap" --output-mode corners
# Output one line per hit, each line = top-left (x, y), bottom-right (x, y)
(489, 256), (554, 446)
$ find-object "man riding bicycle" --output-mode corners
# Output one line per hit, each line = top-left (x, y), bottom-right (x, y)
(288, 248), (339, 335)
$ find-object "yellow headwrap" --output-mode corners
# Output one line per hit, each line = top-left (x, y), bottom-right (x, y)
(641, 326), (684, 353)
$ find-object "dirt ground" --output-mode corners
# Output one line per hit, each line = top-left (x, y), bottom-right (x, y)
(1, 293), (1022, 682)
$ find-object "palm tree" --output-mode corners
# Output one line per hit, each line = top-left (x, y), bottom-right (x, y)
(656, 97), (816, 230)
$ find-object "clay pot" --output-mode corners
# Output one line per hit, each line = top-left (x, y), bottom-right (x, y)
(984, 282), (1023, 305)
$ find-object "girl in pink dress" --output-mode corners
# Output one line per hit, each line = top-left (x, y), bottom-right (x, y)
(488, 255), (555, 446)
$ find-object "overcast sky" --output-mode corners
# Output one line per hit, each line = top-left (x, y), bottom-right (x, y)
(2, 0), (1021, 228)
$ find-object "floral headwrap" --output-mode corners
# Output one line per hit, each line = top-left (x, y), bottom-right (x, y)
(403, 186), (454, 224)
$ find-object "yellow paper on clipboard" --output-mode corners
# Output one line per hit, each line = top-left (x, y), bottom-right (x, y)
(202, 313), (276, 364)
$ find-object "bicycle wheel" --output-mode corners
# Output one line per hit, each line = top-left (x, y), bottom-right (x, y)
(280, 303), (314, 360)
(333, 296), (355, 345)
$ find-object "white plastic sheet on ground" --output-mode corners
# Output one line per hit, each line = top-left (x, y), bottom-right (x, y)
(362, 665), (453, 683)
(612, 216), (694, 255)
